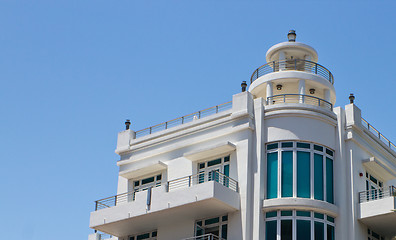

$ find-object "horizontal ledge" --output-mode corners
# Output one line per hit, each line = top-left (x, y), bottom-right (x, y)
(263, 198), (338, 217)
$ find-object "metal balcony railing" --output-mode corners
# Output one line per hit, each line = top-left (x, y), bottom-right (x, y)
(266, 94), (333, 111)
(250, 59), (334, 84)
(98, 233), (113, 240)
(135, 101), (232, 138)
(361, 118), (396, 153)
(168, 171), (239, 192)
(358, 186), (396, 203)
(182, 234), (225, 240)
(94, 171), (238, 211)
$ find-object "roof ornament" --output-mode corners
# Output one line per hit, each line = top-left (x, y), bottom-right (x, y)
(288, 30), (296, 42)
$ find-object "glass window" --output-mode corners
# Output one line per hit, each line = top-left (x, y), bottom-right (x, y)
(327, 225), (335, 240)
(314, 153), (324, 200)
(314, 213), (324, 219)
(297, 220), (311, 240)
(196, 215), (228, 239)
(296, 211), (310, 217)
(326, 148), (333, 156)
(207, 159), (222, 167)
(297, 142), (310, 149)
(281, 210), (292, 216)
(314, 222), (324, 240)
(297, 151), (311, 198)
(266, 211), (277, 218)
(281, 220), (292, 240)
(267, 143), (278, 150)
(266, 221), (277, 240)
(314, 145), (323, 151)
(282, 151), (293, 197)
(282, 142), (293, 148)
(205, 217), (219, 225)
(141, 177), (155, 185)
(267, 152), (278, 199)
(326, 157), (334, 204)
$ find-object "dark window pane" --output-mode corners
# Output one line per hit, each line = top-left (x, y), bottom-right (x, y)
(134, 181), (140, 187)
(208, 159), (221, 167)
(152, 231), (157, 237)
(197, 221), (202, 226)
(156, 175), (162, 181)
(296, 211), (310, 217)
(205, 217), (219, 225)
(221, 224), (228, 239)
(314, 213), (324, 219)
(314, 145), (323, 151)
(282, 142), (293, 148)
(199, 163), (205, 169)
(266, 211), (277, 218)
(326, 148), (333, 156)
(267, 143), (278, 150)
(267, 152), (278, 199)
(129, 237), (135, 240)
(224, 156), (230, 162)
(281, 220), (292, 240)
(327, 216), (335, 223)
(222, 215), (228, 221)
(297, 142), (310, 149)
(266, 221), (277, 240)
(314, 153), (324, 200)
(370, 175), (378, 184)
(327, 225), (335, 240)
(282, 151), (293, 197)
(281, 210), (292, 216)
(314, 222), (324, 240)
(137, 233), (150, 240)
(297, 151), (311, 198)
(297, 220), (311, 240)
(326, 158), (334, 203)
(141, 177), (154, 185)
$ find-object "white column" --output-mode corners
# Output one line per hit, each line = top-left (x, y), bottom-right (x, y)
(298, 79), (305, 103)
(324, 89), (331, 102)
(266, 82), (273, 105)
(279, 51), (285, 71)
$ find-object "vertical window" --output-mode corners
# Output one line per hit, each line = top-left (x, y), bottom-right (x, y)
(314, 222), (324, 240)
(266, 221), (277, 240)
(297, 220), (311, 240)
(326, 157), (334, 204)
(282, 151), (293, 197)
(267, 152), (278, 199)
(195, 215), (228, 239)
(327, 225), (335, 240)
(297, 151), (310, 198)
(314, 153), (324, 200)
(281, 220), (292, 240)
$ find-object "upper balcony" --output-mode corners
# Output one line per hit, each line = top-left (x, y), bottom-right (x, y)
(250, 59), (334, 85)
(358, 186), (396, 237)
(90, 171), (239, 237)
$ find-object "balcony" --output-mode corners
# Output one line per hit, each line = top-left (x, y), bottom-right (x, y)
(266, 94), (332, 111)
(90, 172), (239, 237)
(358, 186), (396, 237)
(250, 59), (334, 84)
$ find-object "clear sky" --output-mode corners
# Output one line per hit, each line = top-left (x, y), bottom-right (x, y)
(1, 1), (395, 240)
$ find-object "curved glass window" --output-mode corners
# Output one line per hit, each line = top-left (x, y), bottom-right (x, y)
(266, 141), (334, 203)
(265, 210), (336, 240)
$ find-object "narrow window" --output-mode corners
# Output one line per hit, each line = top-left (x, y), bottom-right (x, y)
(281, 220), (292, 240)
(314, 222), (324, 240)
(267, 152), (278, 199)
(282, 151), (293, 197)
(297, 151), (311, 198)
(266, 221), (277, 240)
(327, 225), (335, 240)
(314, 153), (324, 200)
(326, 157), (334, 203)
(297, 220), (311, 240)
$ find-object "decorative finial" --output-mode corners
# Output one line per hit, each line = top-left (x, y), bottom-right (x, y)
(241, 81), (247, 92)
(125, 119), (131, 130)
(349, 93), (355, 104)
(288, 30), (296, 42)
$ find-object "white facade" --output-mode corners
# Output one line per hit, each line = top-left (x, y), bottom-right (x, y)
(89, 31), (396, 240)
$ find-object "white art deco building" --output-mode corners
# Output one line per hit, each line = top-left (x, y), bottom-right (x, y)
(89, 31), (396, 240)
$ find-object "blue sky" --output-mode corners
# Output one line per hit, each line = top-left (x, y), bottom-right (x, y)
(1, 1), (395, 240)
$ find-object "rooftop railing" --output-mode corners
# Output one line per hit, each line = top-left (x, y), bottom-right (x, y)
(358, 186), (396, 203)
(250, 59), (334, 84)
(135, 101), (232, 138)
(182, 234), (225, 240)
(94, 171), (238, 211)
(361, 118), (396, 153)
(266, 94), (333, 111)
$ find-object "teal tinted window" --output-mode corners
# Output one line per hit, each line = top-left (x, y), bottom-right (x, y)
(326, 158), (334, 203)
(297, 142), (310, 149)
(267, 143), (278, 150)
(266, 211), (277, 218)
(141, 177), (154, 185)
(267, 152), (278, 199)
(314, 222), (324, 240)
(314, 213), (324, 219)
(205, 217), (219, 225)
(297, 220), (311, 240)
(326, 148), (333, 156)
(314, 145), (323, 151)
(296, 211), (310, 217)
(266, 221), (277, 240)
(224, 156), (230, 162)
(327, 216), (335, 223)
(208, 159), (221, 167)
(281, 220), (292, 240)
(224, 165), (229, 177)
(221, 224), (227, 239)
(196, 221), (202, 226)
(137, 233), (150, 240)
(282, 142), (293, 148)
(282, 151), (293, 197)
(327, 225), (335, 240)
(297, 151), (311, 198)
(281, 210), (292, 216)
(314, 153), (324, 200)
